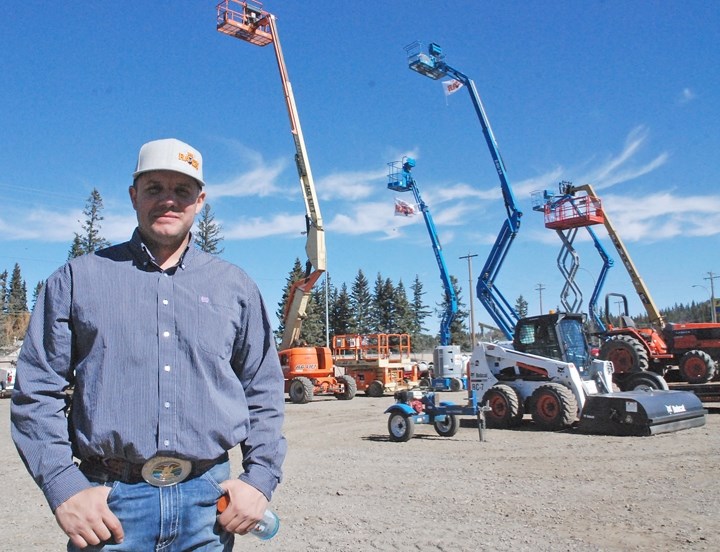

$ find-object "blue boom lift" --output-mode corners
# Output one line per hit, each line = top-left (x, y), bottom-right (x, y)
(405, 41), (521, 340)
(388, 158), (466, 391)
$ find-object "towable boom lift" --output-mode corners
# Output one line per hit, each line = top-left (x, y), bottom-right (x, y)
(387, 158), (466, 390)
(217, 1), (355, 403)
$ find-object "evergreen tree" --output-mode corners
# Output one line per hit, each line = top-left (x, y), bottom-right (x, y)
(69, 188), (111, 259)
(349, 269), (372, 334)
(372, 274), (396, 333)
(8, 263), (27, 315)
(392, 280), (414, 334)
(410, 276), (431, 335)
(330, 283), (354, 336)
(275, 258), (305, 343)
(3, 263), (30, 346)
(194, 203), (224, 254)
(515, 294), (529, 318)
(438, 275), (470, 348)
(0, 270), (7, 315)
(32, 281), (44, 310)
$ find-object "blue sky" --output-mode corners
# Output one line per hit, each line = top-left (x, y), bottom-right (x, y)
(1, 1), (719, 337)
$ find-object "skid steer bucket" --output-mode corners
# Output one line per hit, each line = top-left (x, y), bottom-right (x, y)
(578, 390), (707, 436)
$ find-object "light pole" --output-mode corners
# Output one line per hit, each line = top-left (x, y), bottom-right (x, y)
(535, 283), (545, 314)
(703, 272), (719, 324)
(693, 284), (713, 323)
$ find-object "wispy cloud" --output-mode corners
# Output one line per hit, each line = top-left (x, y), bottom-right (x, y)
(678, 87), (696, 104)
(315, 168), (386, 201)
(222, 213), (306, 239)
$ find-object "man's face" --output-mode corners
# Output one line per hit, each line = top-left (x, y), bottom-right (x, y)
(130, 170), (205, 249)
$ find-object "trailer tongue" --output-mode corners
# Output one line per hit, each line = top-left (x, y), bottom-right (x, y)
(578, 390), (707, 436)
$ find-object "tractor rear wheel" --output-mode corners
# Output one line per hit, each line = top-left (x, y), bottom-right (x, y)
(621, 371), (669, 392)
(599, 335), (649, 374)
(366, 380), (385, 397)
(530, 383), (577, 431)
(482, 384), (524, 428)
(334, 374), (357, 400)
(679, 350), (716, 384)
(433, 414), (459, 437)
(388, 412), (415, 442)
(288, 377), (314, 404)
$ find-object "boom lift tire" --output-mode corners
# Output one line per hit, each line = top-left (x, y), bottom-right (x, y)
(530, 383), (578, 431)
(620, 371), (669, 392)
(482, 384), (524, 428)
(599, 335), (649, 374)
(449, 377), (463, 392)
(388, 412), (415, 442)
(433, 414), (459, 437)
(334, 374), (357, 400)
(366, 380), (385, 397)
(288, 376), (314, 404)
(678, 350), (716, 384)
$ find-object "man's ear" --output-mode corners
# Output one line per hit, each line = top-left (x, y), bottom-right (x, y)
(129, 185), (138, 210)
(195, 190), (207, 214)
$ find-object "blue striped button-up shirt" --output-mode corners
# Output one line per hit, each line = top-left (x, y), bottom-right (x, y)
(11, 229), (287, 511)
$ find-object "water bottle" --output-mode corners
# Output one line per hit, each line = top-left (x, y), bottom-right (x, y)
(217, 495), (280, 540)
(250, 509), (280, 540)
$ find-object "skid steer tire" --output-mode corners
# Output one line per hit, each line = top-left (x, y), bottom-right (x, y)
(530, 383), (577, 431)
(599, 335), (649, 374)
(388, 412), (415, 442)
(679, 350), (716, 384)
(483, 384), (524, 429)
(288, 376), (314, 404)
(433, 414), (459, 437)
(334, 374), (357, 400)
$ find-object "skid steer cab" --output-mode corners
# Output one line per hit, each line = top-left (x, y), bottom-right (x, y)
(469, 312), (707, 435)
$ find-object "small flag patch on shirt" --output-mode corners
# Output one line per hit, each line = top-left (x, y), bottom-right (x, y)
(200, 296), (209, 303)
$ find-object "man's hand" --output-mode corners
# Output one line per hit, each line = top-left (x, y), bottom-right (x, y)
(217, 479), (269, 535)
(55, 486), (124, 549)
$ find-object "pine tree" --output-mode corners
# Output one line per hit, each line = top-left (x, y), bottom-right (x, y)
(372, 274), (396, 333)
(349, 269), (372, 334)
(69, 188), (111, 259)
(439, 275), (470, 348)
(32, 281), (44, 310)
(515, 294), (529, 318)
(5, 263), (30, 344)
(194, 203), (225, 254)
(275, 258), (305, 343)
(330, 283), (354, 336)
(392, 280), (414, 334)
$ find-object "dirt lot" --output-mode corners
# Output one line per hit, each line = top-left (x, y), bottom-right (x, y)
(2, 394), (718, 551)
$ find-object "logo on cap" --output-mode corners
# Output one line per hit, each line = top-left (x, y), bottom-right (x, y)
(178, 151), (200, 172)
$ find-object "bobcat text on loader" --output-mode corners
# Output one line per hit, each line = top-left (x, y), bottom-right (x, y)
(471, 312), (707, 436)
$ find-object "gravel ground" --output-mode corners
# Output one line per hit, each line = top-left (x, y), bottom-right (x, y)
(2, 394), (718, 551)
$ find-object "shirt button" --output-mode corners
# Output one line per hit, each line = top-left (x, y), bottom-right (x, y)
(162, 299), (169, 305)
(164, 440), (170, 447)
(163, 331), (170, 338)
(164, 365), (171, 372)
(164, 402), (170, 408)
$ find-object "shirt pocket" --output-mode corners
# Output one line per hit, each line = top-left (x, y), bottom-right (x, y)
(197, 298), (237, 360)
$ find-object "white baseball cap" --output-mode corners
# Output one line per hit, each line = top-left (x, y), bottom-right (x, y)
(133, 138), (205, 186)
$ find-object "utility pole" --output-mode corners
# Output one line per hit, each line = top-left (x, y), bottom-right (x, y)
(535, 283), (546, 315)
(704, 271), (719, 323)
(460, 253), (478, 346)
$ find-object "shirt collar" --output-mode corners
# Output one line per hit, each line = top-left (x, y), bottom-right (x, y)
(129, 228), (197, 272)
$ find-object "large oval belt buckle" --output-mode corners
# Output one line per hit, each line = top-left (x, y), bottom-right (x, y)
(141, 456), (192, 487)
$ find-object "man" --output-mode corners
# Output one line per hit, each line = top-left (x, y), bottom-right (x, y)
(11, 138), (287, 550)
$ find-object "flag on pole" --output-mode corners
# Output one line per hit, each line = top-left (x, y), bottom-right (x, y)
(394, 198), (417, 217)
(443, 79), (464, 96)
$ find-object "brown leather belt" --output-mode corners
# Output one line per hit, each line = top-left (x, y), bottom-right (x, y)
(80, 452), (228, 486)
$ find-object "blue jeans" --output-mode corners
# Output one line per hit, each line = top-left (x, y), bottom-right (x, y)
(70, 461), (234, 551)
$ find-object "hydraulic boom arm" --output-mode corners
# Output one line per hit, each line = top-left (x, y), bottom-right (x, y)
(388, 158), (457, 345)
(217, 1), (326, 350)
(406, 42), (522, 339)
